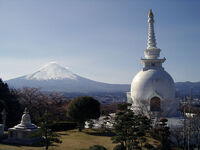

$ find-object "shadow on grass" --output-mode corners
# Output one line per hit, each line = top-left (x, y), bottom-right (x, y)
(0, 140), (42, 148)
(0, 141), (60, 148)
(58, 133), (68, 136)
(0, 135), (22, 147)
(32, 139), (62, 147)
(1, 141), (45, 148)
(84, 129), (116, 137)
(0, 142), (22, 147)
(0, 139), (48, 148)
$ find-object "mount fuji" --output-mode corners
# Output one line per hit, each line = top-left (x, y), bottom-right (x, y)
(6, 62), (130, 93)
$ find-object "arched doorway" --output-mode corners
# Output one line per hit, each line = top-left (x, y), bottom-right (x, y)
(150, 97), (161, 112)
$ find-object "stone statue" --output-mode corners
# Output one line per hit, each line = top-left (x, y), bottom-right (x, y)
(7, 107), (41, 145)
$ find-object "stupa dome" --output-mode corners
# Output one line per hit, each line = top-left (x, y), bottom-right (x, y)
(131, 68), (175, 104)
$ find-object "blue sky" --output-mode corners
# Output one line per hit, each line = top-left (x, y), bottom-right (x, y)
(0, 0), (199, 84)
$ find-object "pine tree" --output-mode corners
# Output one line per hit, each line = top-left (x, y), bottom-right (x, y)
(0, 79), (22, 127)
(112, 103), (152, 150)
(36, 111), (62, 150)
(157, 118), (171, 150)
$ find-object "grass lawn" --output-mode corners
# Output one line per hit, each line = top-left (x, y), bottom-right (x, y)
(0, 129), (181, 150)
(0, 129), (116, 150)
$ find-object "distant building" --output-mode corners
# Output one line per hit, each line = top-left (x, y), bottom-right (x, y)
(128, 10), (179, 117)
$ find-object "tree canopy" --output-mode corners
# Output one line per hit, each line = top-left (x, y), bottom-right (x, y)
(67, 96), (100, 131)
(0, 99), (6, 112)
(0, 79), (22, 126)
(112, 103), (152, 150)
(36, 111), (62, 150)
(15, 87), (68, 123)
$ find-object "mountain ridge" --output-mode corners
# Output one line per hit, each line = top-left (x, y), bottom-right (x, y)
(5, 62), (200, 97)
(6, 62), (130, 93)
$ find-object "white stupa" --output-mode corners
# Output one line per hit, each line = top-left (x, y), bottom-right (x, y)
(7, 108), (41, 145)
(127, 10), (178, 117)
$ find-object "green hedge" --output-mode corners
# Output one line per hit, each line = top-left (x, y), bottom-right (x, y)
(89, 145), (107, 150)
(50, 121), (77, 131)
(113, 145), (126, 150)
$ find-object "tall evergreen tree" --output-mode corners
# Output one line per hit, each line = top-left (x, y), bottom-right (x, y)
(36, 111), (62, 150)
(157, 118), (171, 150)
(0, 79), (22, 127)
(0, 99), (6, 112)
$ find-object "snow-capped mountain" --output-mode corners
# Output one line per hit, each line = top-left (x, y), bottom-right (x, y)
(6, 62), (129, 93)
(25, 62), (78, 80)
(5, 62), (200, 98)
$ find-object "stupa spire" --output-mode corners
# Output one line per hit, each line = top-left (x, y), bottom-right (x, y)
(147, 9), (157, 49)
(144, 9), (161, 59)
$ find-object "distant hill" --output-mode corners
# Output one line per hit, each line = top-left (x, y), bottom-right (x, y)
(175, 81), (200, 98)
(6, 62), (130, 93)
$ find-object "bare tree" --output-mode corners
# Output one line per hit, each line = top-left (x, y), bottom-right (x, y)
(170, 126), (184, 147)
(190, 111), (200, 150)
(15, 87), (68, 123)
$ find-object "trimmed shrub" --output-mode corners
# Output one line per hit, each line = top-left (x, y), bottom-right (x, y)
(89, 145), (107, 150)
(113, 144), (126, 150)
(144, 143), (155, 150)
(67, 96), (100, 132)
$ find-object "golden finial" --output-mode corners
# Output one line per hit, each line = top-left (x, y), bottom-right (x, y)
(148, 9), (153, 17)
(24, 107), (29, 114)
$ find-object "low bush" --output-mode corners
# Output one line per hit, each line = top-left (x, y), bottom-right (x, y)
(144, 143), (155, 150)
(113, 144), (126, 150)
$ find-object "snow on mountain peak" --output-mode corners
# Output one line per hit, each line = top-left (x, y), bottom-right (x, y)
(25, 62), (78, 80)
